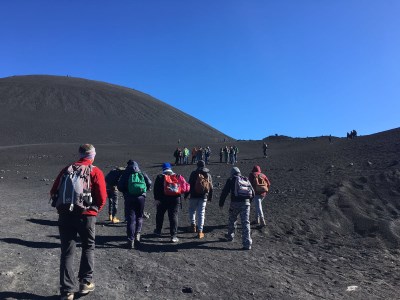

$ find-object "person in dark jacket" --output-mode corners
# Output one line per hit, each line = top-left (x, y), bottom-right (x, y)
(248, 165), (271, 227)
(153, 162), (188, 243)
(105, 167), (125, 223)
(50, 144), (107, 300)
(219, 167), (254, 250)
(117, 160), (152, 249)
(184, 160), (213, 238)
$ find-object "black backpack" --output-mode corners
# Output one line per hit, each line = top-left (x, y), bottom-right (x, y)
(105, 169), (123, 188)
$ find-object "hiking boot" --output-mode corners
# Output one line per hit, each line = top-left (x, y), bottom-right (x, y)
(260, 218), (266, 227)
(153, 229), (161, 236)
(112, 217), (120, 224)
(108, 214), (113, 222)
(198, 231), (205, 239)
(79, 280), (95, 295)
(171, 236), (179, 243)
(190, 223), (197, 233)
(60, 292), (74, 300)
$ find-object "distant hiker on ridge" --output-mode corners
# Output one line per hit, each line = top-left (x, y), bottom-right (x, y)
(184, 160), (213, 239)
(117, 160), (152, 249)
(50, 144), (107, 300)
(263, 142), (268, 157)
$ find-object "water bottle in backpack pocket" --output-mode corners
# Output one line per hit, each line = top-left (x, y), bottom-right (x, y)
(54, 164), (93, 212)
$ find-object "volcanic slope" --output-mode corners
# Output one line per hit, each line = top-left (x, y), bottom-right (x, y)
(0, 75), (229, 146)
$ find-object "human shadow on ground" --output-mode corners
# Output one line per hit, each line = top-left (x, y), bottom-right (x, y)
(0, 292), (58, 300)
(0, 238), (59, 249)
(95, 235), (129, 249)
(27, 218), (58, 227)
(136, 236), (239, 253)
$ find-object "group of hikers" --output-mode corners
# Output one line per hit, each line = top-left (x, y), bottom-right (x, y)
(219, 145), (239, 164)
(173, 146), (212, 165)
(50, 144), (271, 300)
(347, 130), (358, 139)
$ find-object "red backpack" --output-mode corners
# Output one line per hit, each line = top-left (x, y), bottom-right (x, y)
(163, 174), (189, 196)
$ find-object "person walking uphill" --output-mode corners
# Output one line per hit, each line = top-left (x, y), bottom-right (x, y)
(105, 166), (125, 223)
(153, 162), (189, 243)
(50, 144), (107, 300)
(248, 165), (270, 227)
(219, 167), (254, 250)
(184, 160), (213, 239)
(117, 160), (152, 249)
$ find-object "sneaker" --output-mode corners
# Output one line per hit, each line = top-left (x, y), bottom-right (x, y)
(171, 236), (179, 243)
(224, 233), (234, 242)
(242, 245), (252, 250)
(135, 233), (141, 242)
(198, 231), (205, 239)
(190, 223), (197, 233)
(112, 217), (120, 224)
(153, 229), (161, 236)
(79, 280), (95, 295)
(127, 240), (134, 249)
(60, 292), (74, 300)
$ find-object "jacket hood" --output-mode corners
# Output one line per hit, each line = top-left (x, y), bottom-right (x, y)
(252, 165), (261, 173)
(127, 161), (140, 172)
(197, 167), (210, 173)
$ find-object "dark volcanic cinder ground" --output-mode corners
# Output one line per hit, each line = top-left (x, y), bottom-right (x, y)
(0, 128), (399, 300)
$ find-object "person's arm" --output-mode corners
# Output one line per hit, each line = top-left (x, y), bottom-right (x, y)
(207, 173), (213, 202)
(91, 168), (107, 213)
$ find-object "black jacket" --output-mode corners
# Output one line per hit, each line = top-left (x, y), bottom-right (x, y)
(117, 161), (152, 197)
(185, 167), (213, 201)
(153, 171), (182, 202)
(219, 175), (254, 207)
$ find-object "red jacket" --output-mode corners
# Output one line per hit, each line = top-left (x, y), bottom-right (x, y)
(50, 158), (107, 216)
(248, 165), (271, 197)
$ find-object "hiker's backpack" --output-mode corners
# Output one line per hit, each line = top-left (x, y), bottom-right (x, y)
(234, 175), (253, 198)
(253, 173), (269, 194)
(194, 172), (211, 194)
(55, 164), (93, 212)
(105, 169), (122, 188)
(128, 172), (147, 196)
(163, 174), (183, 196)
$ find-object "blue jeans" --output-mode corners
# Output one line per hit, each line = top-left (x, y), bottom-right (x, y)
(58, 214), (96, 294)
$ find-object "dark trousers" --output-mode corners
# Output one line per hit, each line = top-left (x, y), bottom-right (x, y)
(155, 199), (180, 237)
(124, 195), (145, 241)
(58, 214), (96, 294)
(107, 189), (119, 217)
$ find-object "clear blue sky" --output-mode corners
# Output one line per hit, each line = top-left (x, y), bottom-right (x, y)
(1, 1), (399, 139)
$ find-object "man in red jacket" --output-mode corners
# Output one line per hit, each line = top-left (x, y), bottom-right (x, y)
(50, 144), (107, 300)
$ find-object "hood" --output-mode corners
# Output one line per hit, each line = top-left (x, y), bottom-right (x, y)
(197, 167), (210, 173)
(127, 161), (141, 172)
(252, 165), (261, 173)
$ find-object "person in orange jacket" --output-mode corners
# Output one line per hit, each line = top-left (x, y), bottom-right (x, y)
(50, 144), (107, 300)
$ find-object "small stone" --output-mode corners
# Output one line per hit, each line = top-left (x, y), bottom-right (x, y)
(367, 161), (373, 166)
(349, 162), (354, 166)
(182, 287), (193, 293)
(346, 285), (359, 292)
(23, 176), (29, 179)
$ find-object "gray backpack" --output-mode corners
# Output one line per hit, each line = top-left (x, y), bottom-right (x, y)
(54, 164), (93, 212)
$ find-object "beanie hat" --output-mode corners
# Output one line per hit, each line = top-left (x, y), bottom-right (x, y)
(197, 160), (205, 168)
(79, 144), (96, 160)
(231, 167), (241, 176)
(127, 159), (134, 165)
(162, 162), (172, 171)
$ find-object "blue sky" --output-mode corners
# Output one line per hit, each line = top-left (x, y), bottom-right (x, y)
(1, 1), (399, 139)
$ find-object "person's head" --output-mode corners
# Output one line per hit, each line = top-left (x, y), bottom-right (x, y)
(127, 160), (140, 171)
(79, 144), (96, 161)
(252, 165), (261, 173)
(231, 167), (241, 176)
(197, 160), (205, 168)
(162, 162), (172, 173)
